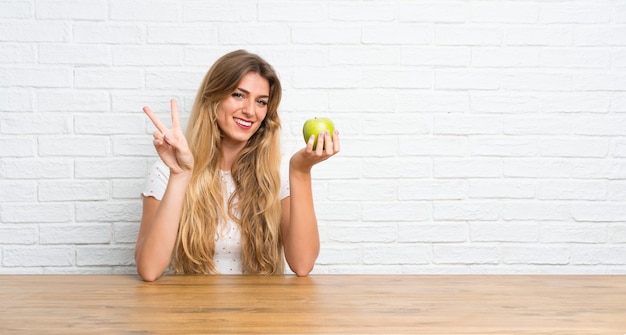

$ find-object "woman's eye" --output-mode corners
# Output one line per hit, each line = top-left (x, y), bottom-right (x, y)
(257, 100), (268, 106)
(232, 92), (244, 99)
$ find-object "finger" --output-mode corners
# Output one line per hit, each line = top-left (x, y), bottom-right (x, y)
(306, 134), (316, 152)
(143, 106), (168, 134)
(170, 99), (180, 130)
(315, 132), (325, 154)
(332, 130), (340, 153)
(324, 131), (333, 155)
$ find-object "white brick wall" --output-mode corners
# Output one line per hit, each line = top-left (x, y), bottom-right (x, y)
(1, 0), (625, 275)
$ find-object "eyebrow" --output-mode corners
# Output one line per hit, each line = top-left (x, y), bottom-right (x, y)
(236, 87), (269, 99)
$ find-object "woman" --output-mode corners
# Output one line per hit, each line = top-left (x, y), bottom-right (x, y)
(135, 50), (339, 281)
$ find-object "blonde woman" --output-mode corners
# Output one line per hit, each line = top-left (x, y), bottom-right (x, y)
(135, 50), (340, 281)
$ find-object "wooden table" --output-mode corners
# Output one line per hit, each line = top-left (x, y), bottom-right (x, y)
(1, 275), (625, 334)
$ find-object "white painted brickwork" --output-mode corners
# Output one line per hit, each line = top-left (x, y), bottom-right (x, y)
(1, 0), (625, 275)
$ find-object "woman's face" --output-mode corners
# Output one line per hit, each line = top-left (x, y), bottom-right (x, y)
(216, 72), (270, 147)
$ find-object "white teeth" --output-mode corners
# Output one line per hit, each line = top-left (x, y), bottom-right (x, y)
(235, 118), (252, 127)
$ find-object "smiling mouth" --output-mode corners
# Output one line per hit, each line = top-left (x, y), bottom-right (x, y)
(234, 118), (252, 128)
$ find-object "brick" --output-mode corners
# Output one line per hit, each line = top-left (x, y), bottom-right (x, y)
(39, 44), (110, 65)
(74, 114), (145, 135)
(399, 222), (468, 242)
(608, 181), (626, 200)
(219, 24), (290, 45)
(363, 113), (430, 135)
(330, 46), (399, 65)
(40, 224), (111, 244)
(434, 159), (502, 178)
(76, 246), (134, 266)
(75, 201), (142, 222)
(433, 245), (500, 264)
(540, 48), (610, 68)
(1, 113), (70, 134)
(399, 180), (466, 200)
(329, 224), (397, 243)
(398, 2), (467, 23)
(506, 26), (572, 46)
(260, 2), (327, 22)
(470, 222), (539, 242)
(113, 222), (139, 243)
(0, 43), (35, 63)
(470, 93), (539, 113)
(363, 69), (432, 89)
(0, 137), (35, 157)
(110, 0), (178, 21)
(436, 24), (502, 46)
(0, 203), (73, 223)
(574, 73), (626, 91)
(469, 180), (535, 199)
(147, 25), (218, 45)
(503, 117), (571, 135)
(436, 70), (501, 90)
(540, 3), (610, 24)
(38, 90), (110, 112)
(316, 245), (361, 265)
(541, 93), (610, 113)
(0, 67), (72, 88)
(399, 136), (466, 157)
(362, 24), (432, 45)
(362, 202), (431, 222)
(470, 2), (538, 23)
(145, 70), (204, 90)
(472, 47), (539, 67)
(112, 46), (182, 66)
(0, 88), (33, 111)
(329, 90), (395, 112)
(0, 0), (32, 18)
(502, 202), (570, 221)
(434, 201), (500, 221)
(539, 138), (609, 158)
(182, 2), (256, 22)
(502, 246), (569, 265)
(75, 158), (146, 179)
(608, 223), (626, 243)
(398, 92), (469, 113)
(112, 136), (155, 156)
(38, 136), (109, 157)
(571, 203), (626, 222)
(74, 69), (144, 89)
(0, 225), (37, 244)
(36, 0), (107, 20)
(3, 247), (74, 267)
(39, 180), (110, 202)
(433, 115), (501, 135)
(328, 181), (396, 201)
(0, 180), (36, 202)
(293, 68), (360, 89)
(0, 158), (72, 179)
(73, 22), (144, 44)
(503, 72), (572, 91)
(401, 47), (470, 67)
(364, 244), (431, 265)
(0, 21), (69, 42)
(112, 179), (145, 199)
(470, 137), (537, 157)
(362, 158), (431, 179)
(540, 222), (606, 243)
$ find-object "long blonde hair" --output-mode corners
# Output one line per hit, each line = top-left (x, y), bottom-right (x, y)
(173, 50), (284, 275)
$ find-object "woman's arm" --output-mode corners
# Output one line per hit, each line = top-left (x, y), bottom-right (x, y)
(135, 172), (191, 281)
(281, 130), (340, 276)
(135, 99), (194, 281)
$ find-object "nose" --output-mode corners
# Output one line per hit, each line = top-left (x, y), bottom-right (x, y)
(242, 99), (255, 117)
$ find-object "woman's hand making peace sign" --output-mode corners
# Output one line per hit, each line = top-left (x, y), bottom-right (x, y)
(143, 99), (194, 175)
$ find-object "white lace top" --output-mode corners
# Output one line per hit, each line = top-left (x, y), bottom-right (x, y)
(141, 159), (290, 274)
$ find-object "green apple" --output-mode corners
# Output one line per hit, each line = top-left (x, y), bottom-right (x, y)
(302, 117), (335, 150)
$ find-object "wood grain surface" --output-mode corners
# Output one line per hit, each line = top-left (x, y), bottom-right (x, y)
(1, 274), (625, 334)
